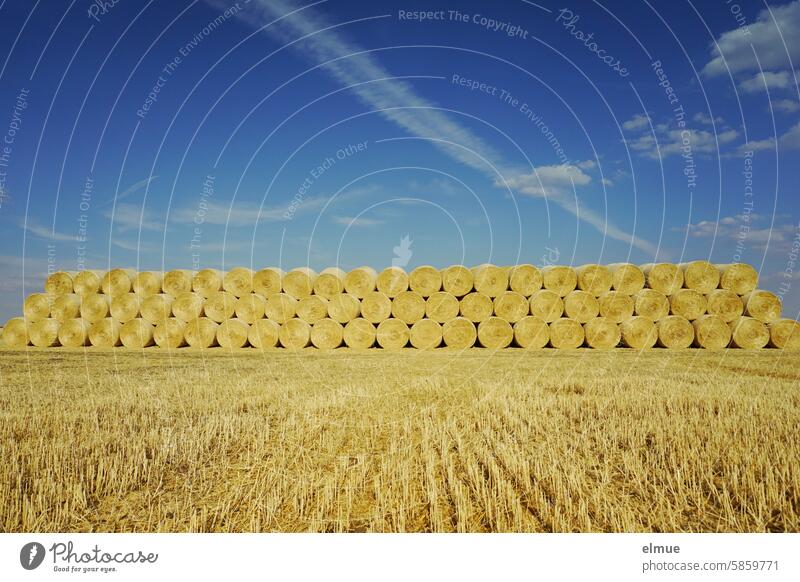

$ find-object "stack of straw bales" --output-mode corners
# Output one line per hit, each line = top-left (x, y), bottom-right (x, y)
(2, 261), (798, 350)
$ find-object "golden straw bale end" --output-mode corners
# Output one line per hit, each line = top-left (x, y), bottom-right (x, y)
(472, 264), (508, 298)
(140, 294), (174, 325)
(508, 264), (542, 296)
(171, 291), (205, 323)
(296, 295), (329, 324)
(706, 289), (744, 322)
(409, 265), (442, 297)
(376, 318), (410, 349)
(217, 318), (250, 349)
(575, 264), (612, 296)
(513, 315), (549, 349)
(669, 289), (707, 321)
(58, 318), (91, 347)
(607, 263), (645, 294)
(548, 318), (584, 349)
(234, 293), (267, 324)
(718, 263), (758, 294)
(248, 319), (281, 349)
(310, 318), (344, 349)
(391, 290), (426, 324)
(376, 266), (409, 297)
(162, 269), (194, 296)
(45, 271), (75, 295)
(641, 263), (683, 295)
(29, 318), (61, 347)
(153, 318), (187, 349)
(477, 316), (513, 349)
(361, 291), (392, 323)
(493, 291), (529, 323)
(583, 317), (620, 349)
(51, 294), (82, 323)
(192, 269), (223, 298)
(119, 318), (155, 348)
(79, 294), (111, 324)
(410, 318), (443, 349)
(656, 315), (694, 349)
(680, 261), (719, 293)
(2, 317), (29, 347)
(313, 267), (347, 299)
(183, 317), (218, 348)
(634, 289), (669, 321)
(23, 293), (54, 322)
(344, 266), (377, 298)
(327, 293), (361, 323)
(529, 289), (564, 323)
(693, 314), (731, 350)
(426, 291), (460, 323)
(597, 291), (634, 323)
(729, 316), (769, 349)
(541, 265), (577, 297)
(563, 290), (600, 323)
(767, 319), (800, 349)
(620, 316), (657, 350)
(110, 292), (142, 323)
(440, 265), (473, 297)
(742, 290), (782, 323)
(132, 271), (163, 297)
(442, 317), (477, 349)
(223, 267), (254, 298)
(282, 267), (317, 298)
(73, 270), (103, 297)
(101, 268), (136, 296)
(343, 318), (376, 348)
(459, 291), (493, 323)
(252, 268), (284, 297)
(89, 317), (122, 347)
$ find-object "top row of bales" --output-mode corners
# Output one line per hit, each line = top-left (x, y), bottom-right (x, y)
(43, 261), (761, 300)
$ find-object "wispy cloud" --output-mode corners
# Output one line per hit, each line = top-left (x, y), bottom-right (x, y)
(677, 214), (800, 253)
(217, 0), (658, 254)
(739, 70), (799, 93)
(702, 1), (800, 76)
(333, 215), (384, 227)
(21, 220), (78, 242)
(107, 203), (163, 232)
(622, 114), (739, 158)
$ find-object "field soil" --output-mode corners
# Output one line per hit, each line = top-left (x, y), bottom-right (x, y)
(1, 347), (798, 532)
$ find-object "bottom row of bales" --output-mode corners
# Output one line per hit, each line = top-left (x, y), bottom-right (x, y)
(3, 315), (799, 350)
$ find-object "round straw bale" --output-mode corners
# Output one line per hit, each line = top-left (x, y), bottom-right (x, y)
(282, 267), (317, 298)
(51, 294), (81, 322)
(183, 317), (219, 348)
(442, 317), (477, 349)
(223, 267), (254, 297)
(620, 316), (657, 350)
(361, 291), (392, 323)
(327, 293), (361, 323)
(409, 265), (442, 297)
(132, 271), (163, 297)
(584, 317), (620, 349)
(204, 290), (236, 323)
(513, 316), (549, 349)
(23, 293), (54, 322)
(101, 268), (136, 296)
(391, 290), (426, 324)
(58, 318), (91, 347)
(2, 317), (29, 347)
(426, 291), (460, 323)
(313, 267), (347, 299)
(693, 315), (731, 349)
(576, 264), (612, 296)
(508, 264), (542, 296)
(493, 291), (529, 323)
(410, 319), (443, 349)
(768, 319), (800, 349)
(73, 270), (103, 296)
(441, 265), (473, 297)
(548, 318), (584, 349)
(249, 319), (281, 349)
(706, 289), (743, 322)
(153, 318), (187, 349)
(607, 263), (645, 294)
(29, 318), (61, 347)
(110, 293), (142, 323)
(217, 318), (250, 349)
(343, 318), (375, 348)
(280, 318), (311, 349)
(79, 294), (111, 324)
(172, 292), (205, 322)
(729, 316), (769, 349)
(563, 290), (600, 323)
(541, 265), (577, 297)
(234, 293), (267, 324)
(89, 317), (121, 347)
(477, 316), (513, 349)
(669, 288), (707, 320)
(472, 264), (508, 298)
(641, 263), (683, 295)
(634, 289), (669, 321)
(119, 318), (155, 348)
(597, 291), (634, 323)
(296, 295), (329, 324)
(344, 266), (377, 297)
(459, 292), (493, 323)
(742, 290), (782, 323)
(656, 315), (694, 349)
(264, 292), (298, 323)
(310, 318), (344, 349)
(680, 261), (719, 293)
(529, 289), (564, 322)
(376, 266), (409, 297)
(45, 271), (75, 295)
(192, 269), (223, 298)
(718, 263), (758, 294)
(376, 318), (410, 349)
(140, 293), (174, 325)
(162, 269), (193, 296)
(252, 267), (284, 297)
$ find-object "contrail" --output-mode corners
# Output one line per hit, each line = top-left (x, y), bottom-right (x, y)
(213, 0), (658, 255)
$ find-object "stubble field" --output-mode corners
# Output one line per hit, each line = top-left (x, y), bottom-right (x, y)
(1, 347), (798, 533)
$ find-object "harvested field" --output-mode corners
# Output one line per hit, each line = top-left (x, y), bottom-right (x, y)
(1, 347), (798, 533)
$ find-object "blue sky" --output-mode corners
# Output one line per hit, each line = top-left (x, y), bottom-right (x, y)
(1, 0), (799, 321)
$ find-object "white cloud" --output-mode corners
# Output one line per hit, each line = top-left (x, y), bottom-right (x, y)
(779, 121), (800, 148)
(773, 98), (800, 113)
(628, 127), (738, 159)
(333, 215), (384, 227)
(500, 163), (592, 198)
(680, 214), (799, 252)
(693, 112), (725, 125)
(739, 70), (798, 93)
(21, 220), (78, 242)
(622, 114), (650, 131)
(107, 203), (163, 232)
(216, 0), (659, 255)
(601, 178), (614, 187)
(703, 1), (800, 76)
(739, 138), (777, 153)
